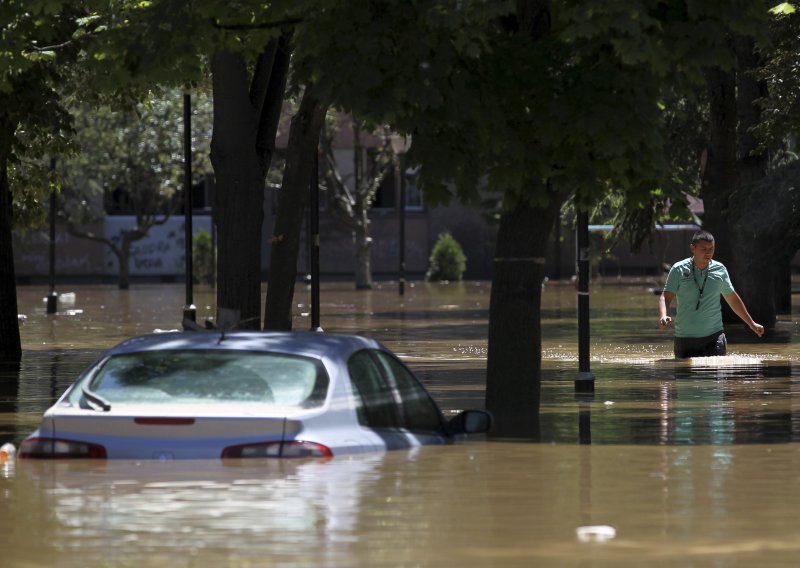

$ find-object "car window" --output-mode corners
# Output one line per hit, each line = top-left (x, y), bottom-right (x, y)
(372, 351), (444, 434)
(347, 350), (401, 429)
(85, 350), (328, 408)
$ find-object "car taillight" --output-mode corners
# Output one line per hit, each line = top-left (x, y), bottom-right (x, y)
(18, 437), (107, 459)
(221, 441), (332, 459)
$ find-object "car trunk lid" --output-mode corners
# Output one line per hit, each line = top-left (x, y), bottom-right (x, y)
(51, 406), (301, 459)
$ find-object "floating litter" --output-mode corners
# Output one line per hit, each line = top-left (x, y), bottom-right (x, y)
(576, 525), (616, 543)
(59, 292), (76, 305)
(688, 355), (762, 367)
(0, 442), (16, 464)
(603, 401), (615, 406)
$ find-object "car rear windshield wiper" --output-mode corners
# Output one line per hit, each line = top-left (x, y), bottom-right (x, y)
(82, 384), (112, 412)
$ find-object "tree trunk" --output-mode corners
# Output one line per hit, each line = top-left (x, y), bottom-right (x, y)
(211, 51), (269, 329)
(118, 245), (130, 290)
(0, 152), (22, 362)
(485, 197), (562, 438)
(700, 66), (737, 266)
(701, 40), (783, 328)
(352, 124), (372, 290)
(774, 256), (792, 315)
(483, 0), (555, 437)
(354, 216), (373, 290)
(263, 86), (328, 330)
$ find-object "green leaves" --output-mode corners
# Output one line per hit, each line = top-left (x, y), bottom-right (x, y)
(769, 3), (796, 16)
(290, 0), (769, 212)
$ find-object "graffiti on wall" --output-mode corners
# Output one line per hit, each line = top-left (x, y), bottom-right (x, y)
(13, 217), (212, 277)
(103, 217), (212, 275)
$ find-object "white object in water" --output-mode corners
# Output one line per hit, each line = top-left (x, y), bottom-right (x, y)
(576, 525), (617, 543)
(59, 292), (76, 305)
(688, 355), (762, 367)
(0, 442), (16, 464)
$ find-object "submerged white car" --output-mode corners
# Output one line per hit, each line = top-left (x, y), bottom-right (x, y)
(20, 331), (491, 459)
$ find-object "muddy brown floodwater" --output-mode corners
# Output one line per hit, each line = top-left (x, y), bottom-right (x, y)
(1, 280), (799, 567)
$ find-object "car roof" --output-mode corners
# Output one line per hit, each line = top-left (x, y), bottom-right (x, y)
(106, 331), (385, 360)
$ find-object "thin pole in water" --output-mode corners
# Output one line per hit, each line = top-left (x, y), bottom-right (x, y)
(182, 92), (196, 327)
(46, 157), (57, 314)
(575, 205), (595, 393)
(309, 137), (322, 332)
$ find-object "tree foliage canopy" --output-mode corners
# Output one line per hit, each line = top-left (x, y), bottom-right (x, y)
(59, 89), (213, 224)
(293, 1), (767, 213)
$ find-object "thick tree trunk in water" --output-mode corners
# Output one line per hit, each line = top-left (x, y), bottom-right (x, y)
(485, 198), (562, 438)
(211, 51), (265, 329)
(209, 37), (290, 330)
(0, 155), (21, 362)
(701, 40), (784, 328)
(263, 87), (328, 330)
(483, 0), (555, 436)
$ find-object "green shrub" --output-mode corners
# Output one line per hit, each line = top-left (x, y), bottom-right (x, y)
(192, 230), (215, 285)
(425, 231), (467, 282)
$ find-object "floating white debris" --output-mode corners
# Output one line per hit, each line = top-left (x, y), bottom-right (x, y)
(603, 401), (615, 407)
(688, 355), (762, 367)
(59, 292), (76, 305)
(153, 328), (179, 333)
(62, 309), (83, 316)
(17, 314), (27, 322)
(0, 442), (16, 464)
(576, 525), (616, 543)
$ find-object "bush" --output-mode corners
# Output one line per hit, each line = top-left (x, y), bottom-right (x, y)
(425, 231), (467, 282)
(193, 230), (215, 285)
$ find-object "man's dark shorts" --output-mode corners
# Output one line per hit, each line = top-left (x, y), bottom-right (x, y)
(674, 330), (727, 359)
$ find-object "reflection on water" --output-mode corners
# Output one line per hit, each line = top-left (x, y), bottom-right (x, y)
(1, 280), (799, 566)
(7, 444), (800, 566)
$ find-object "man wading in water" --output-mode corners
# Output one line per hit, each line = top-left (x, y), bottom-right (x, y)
(658, 230), (764, 359)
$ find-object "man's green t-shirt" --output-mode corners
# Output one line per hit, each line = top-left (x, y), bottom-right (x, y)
(663, 258), (734, 338)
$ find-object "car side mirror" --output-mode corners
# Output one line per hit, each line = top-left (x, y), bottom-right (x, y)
(448, 409), (492, 435)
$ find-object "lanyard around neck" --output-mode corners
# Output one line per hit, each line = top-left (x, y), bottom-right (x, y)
(692, 263), (709, 310)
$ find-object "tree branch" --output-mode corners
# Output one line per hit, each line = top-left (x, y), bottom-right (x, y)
(213, 17), (304, 30)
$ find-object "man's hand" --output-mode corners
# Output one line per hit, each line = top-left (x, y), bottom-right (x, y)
(658, 291), (675, 331)
(749, 321), (765, 337)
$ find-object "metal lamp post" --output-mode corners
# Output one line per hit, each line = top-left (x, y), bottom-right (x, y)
(309, 138), (322, 332)
(182, 92), (197, 327)
(46, 159), (58, 314)
(389, 134), (411, 296)
(575, 204), (595, 393)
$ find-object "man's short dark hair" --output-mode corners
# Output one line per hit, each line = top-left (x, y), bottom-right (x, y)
(692, 230), (715, 244)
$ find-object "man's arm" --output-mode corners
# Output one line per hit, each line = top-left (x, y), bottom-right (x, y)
(658, 291), (675, 329)
(723, 291), (765, 337)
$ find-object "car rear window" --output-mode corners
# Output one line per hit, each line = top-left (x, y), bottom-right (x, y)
(84, 350), (328, 408)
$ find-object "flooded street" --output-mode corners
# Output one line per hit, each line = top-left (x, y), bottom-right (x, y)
(2, 280), (799, 566)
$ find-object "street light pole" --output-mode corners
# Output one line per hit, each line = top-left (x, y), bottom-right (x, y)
(46, 157), (58, 314)
(575, 205), (595, 393)
(309, 138), (322, 332)
(182, 92), (196, 327)
(389, 134), (411, 297)
(398, 153), (406, 296)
